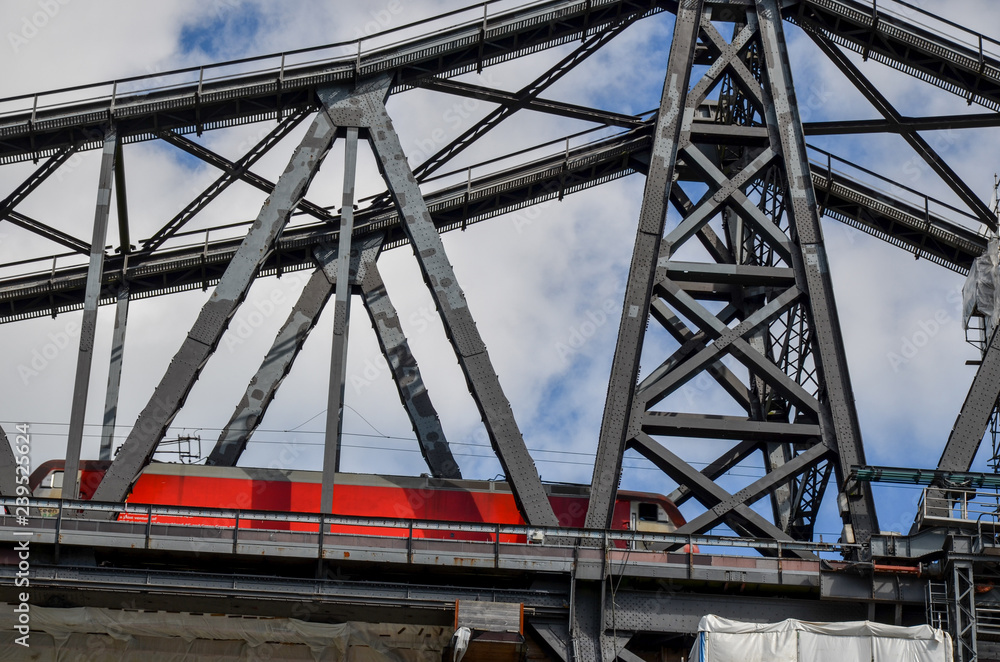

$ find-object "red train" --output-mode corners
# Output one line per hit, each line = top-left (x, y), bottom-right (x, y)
(29, 460), (687, 546)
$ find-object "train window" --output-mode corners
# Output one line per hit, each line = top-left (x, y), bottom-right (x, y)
(42, 471), (63, 490)
(638, 503), (659, 521)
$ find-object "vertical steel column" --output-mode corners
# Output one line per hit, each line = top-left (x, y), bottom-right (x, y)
(360, 258), (462, 479)
(64, 127), (117, 501)
(322, 127), (360, 512)
(359, 88), (558, 527)
(99, 281), (129, 461)
(952, 561), (978, 662)
(754, 0), (878, 543)
(91, 105), (339, 503)
(207, 235), (382, 468)
(207, 266), (336, 467)
(113, 136), (130, 254)
(585, 0), (704, 529)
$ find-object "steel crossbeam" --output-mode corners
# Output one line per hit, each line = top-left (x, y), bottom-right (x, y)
(627, 432), (815, 558)
(205, 258), (344, 468)
(812, 34), (996, 230)
(790, 0), (1000, 112)
(142, 109), (312, 251)
(0, 0), (669, 166)
(0, 124), (985, 325)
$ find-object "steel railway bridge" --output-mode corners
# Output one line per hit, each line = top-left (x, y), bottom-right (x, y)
(3, 0), (1000, 659)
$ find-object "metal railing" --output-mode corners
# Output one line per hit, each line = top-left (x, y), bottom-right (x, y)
(0, 0), (624, 127)
(0, 496), (849, 561)
(916, 487), (1000, 529)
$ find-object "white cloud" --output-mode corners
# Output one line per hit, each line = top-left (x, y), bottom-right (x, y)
(1, 1), (998, 540)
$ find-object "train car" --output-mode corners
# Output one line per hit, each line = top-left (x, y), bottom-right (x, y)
(29, 460), (687, 547)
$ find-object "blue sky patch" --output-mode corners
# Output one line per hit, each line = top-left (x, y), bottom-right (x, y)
(179, 3), (264, 60)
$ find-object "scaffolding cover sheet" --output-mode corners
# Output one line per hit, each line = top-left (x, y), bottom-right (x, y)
(688, 615), (953, 662)
(963, 237), (1000, 334)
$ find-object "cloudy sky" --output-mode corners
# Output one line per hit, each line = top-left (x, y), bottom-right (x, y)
(1, 0), (998, 541)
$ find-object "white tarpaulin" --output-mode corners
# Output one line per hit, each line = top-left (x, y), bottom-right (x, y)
(963, 237), (1000, 338)
(688, 615), (953, 662)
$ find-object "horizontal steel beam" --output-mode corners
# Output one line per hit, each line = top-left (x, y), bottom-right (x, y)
(415, 77), (646, 128)
(790, 0), (1000, 111)
(0, 0), (670, 165)
(804, 112), (1000, 135)
(0, 127), (653, 323)
(664, 262), (797, 287)
(641, 412), (822, 441)
(0, 124), (984, 323)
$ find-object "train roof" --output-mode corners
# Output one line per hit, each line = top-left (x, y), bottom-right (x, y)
(35, 460), (597, 497)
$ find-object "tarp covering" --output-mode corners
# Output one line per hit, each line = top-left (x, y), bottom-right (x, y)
(688, 615), (953, 662)
(963, 237), (1000, 337)
(0, 604), (452, 661)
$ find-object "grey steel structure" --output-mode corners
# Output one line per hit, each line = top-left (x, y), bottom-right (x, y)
(3, 0), (1000, 660)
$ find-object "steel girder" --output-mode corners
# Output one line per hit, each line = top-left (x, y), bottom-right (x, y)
(88, 76), (541, 517)
(90, 101), (341, 503)
(2, 0), (998, 167)
(587, 0), (880, 550)
(63, 128), (118, 502)
(811, 34), (996, 231)
(360, 257), (461, 479)
(934, 326), (1000, 475)
(98, 282), (129, 461)
(757, 0), (878, 541)
(0, 145), (89, 253)
(0, 0), (671, 166)
(788, 0), (1000, 112)
(321, 123), (362, 507)
(203, 242), (366, 469)
(142, 109), (314, 251)
(204, 232), (459, 479)
(332, 77), (557, 527)
(0, 116), (985, 325)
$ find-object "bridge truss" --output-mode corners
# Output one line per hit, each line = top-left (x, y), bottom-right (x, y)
(3, 0), (1000, 660)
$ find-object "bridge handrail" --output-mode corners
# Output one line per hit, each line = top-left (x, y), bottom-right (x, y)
(0, 0), (617, 126)
(0, 496), (851, 555)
